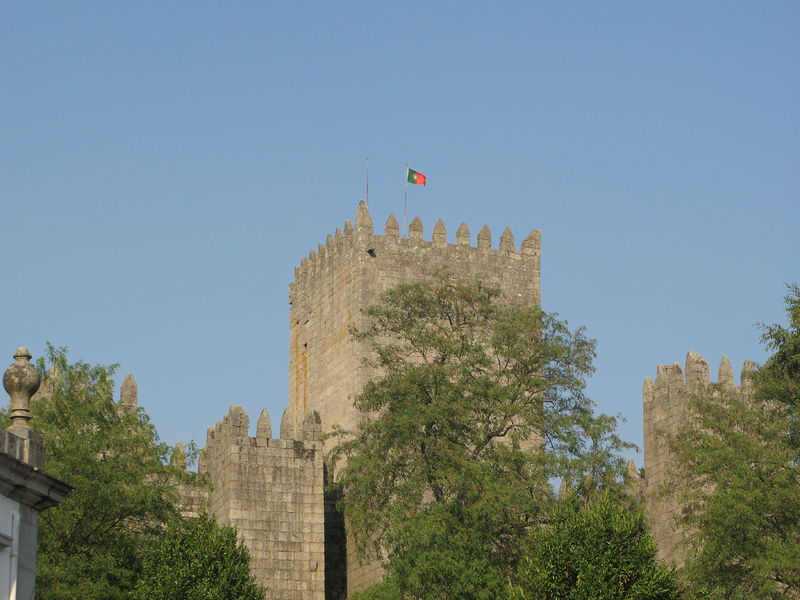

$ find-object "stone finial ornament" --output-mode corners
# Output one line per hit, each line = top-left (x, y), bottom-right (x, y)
(3, 347), (40, 430)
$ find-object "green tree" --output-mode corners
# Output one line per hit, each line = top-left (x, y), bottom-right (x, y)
(509, 491), (679, 600)
(330, 276), (632, 598)
(669, 286), (800, 598)
(133, 513), (266, 600)
(28, 345), (197, 600)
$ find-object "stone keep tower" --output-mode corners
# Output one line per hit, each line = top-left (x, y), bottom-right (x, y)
(285, 201), (541, 445)
(642, 351), (754, 564)
(285, 201), (541, 594)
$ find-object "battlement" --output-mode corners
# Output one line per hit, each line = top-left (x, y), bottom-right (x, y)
(642, 351), (754, 565)
(288, 201), (541, 306)
(643, 351), (755, 406)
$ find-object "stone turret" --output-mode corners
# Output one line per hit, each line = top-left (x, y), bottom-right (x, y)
(643, 351), (752, 564)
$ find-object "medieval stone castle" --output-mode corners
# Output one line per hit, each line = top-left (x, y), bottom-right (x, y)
(119, 201), (749, 599)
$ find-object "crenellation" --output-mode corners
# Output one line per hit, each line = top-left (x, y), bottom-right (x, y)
(384, 214), (399, 238)
(455, 222), (470, 245)
(741, 360), (756, 391)
(280, 407), (296, 440)
(499, 226), (515, 252)
(300, 411), (323, 442)
(432, 219), (446, 247)
(684, 351), (709, 392)
(477, 224), (491, 249)
(119, 373), (138, 409)
(355, 201), (373, 234)
(718, 355), (734, 388)
(257, 408), (272, 443)
(521, 229), (541, 257)
(171, 441), (187, 469)
(409, 216), (423, 240)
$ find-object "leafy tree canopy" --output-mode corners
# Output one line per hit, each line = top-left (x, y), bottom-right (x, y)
(330, 276), (634, 598)
(670, 285), (800, 598)
(133, 512), (266, 600)
(509, 491), (680, 600)
(23, 344), (200, 600)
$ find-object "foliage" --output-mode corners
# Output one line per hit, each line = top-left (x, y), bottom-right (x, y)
(133, 512), (266, 600)
(509, 491), (679, 600)
(329, 276), (633, 597)
(669, 285), (800, 598)
(756, 283), (800, 438)
(352, 502), (510, 600)
(27, 344), (199, 600)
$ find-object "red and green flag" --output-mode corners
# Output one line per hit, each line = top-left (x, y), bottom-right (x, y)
(407, 168), (427, 185)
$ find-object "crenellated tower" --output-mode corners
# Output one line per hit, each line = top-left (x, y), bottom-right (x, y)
(180, 405), (327, 600)
(286, 201), (541, 446)
(285, 201), (541, 594)
(642, 351), (755, 564)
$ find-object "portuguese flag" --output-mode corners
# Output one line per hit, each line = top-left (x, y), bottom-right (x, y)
(407, 168), (427, 185)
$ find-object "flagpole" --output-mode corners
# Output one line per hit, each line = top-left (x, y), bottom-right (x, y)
(403, 164), (408, 237)
(365, 158), (369, 206)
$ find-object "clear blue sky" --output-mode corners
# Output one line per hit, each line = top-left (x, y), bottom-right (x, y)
(3, 2), (798, 465)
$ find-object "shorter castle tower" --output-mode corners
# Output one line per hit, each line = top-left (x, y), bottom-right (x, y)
(642, 351), (754, 564)
(179, 406), (327, 600)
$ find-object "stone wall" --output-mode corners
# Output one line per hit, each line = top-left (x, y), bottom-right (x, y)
(642, 351), (754, 564)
